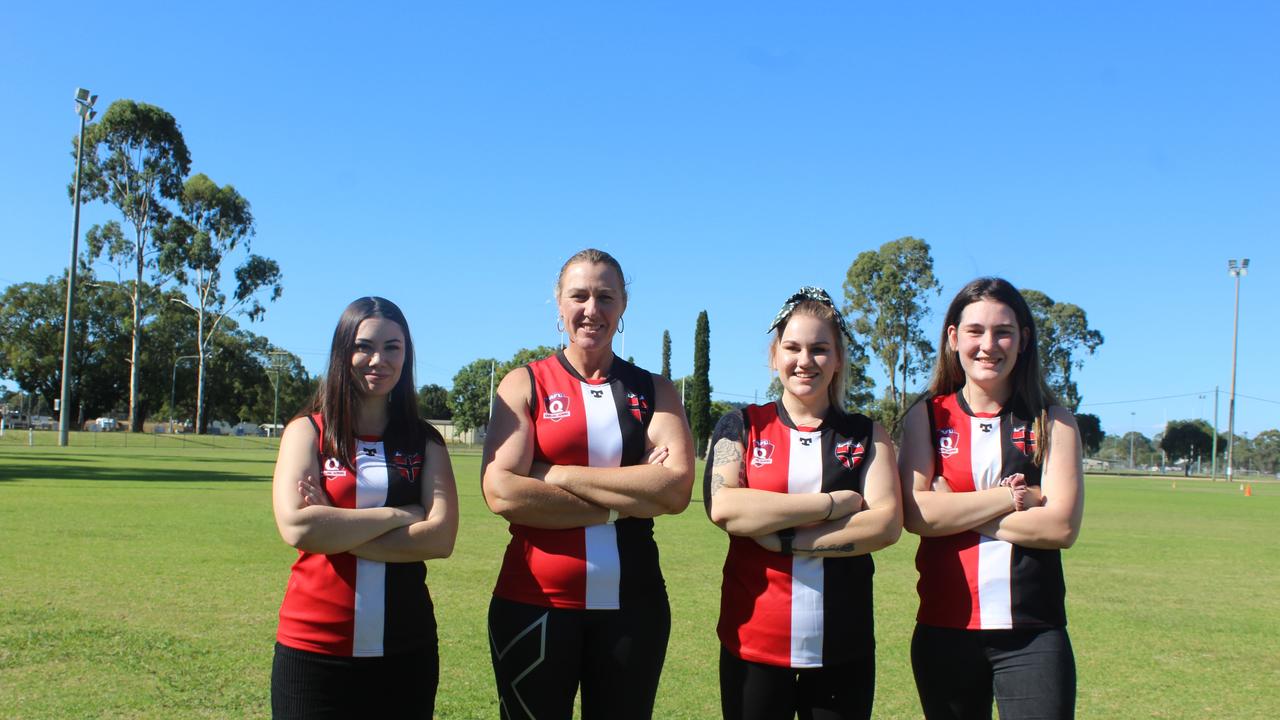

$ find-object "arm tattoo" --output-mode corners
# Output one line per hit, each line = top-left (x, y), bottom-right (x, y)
(712, 438), (742, 466)
(710, 472), (726, 497)
(798, 543), (856, 555)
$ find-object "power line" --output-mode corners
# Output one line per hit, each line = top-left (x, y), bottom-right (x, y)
(1236, 393), (1280, 407)
(1080, 391), (1214, 408)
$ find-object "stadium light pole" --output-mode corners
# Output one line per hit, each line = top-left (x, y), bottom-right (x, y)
(171, 355), (199, 433)
(1129, 412), (1135, 470)
(58, 88), (98, 447)
(1225, 258), (1249, 482)
(268, 350), (290, 437)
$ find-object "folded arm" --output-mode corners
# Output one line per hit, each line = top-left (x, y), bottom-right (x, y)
(347, 440), (460, 562)
(704, 411), (869, 537)
(544, 375), (694, 518)
(481, 368), (611, 529)
(899, 402), (1021, 537)
(972, 407), (1084, 549)
(272, 417), (423, 555)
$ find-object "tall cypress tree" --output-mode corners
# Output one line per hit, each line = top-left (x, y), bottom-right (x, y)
(661, 329), (672, 379)
(690, 311), (711, 456)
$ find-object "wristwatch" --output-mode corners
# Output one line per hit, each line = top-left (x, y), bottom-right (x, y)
(778, 528), (795, 556)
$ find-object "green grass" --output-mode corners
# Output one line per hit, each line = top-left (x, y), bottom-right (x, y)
(1, 443), (1277, 718)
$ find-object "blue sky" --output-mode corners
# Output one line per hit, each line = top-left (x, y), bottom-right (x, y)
(2, 2), (1277, 439)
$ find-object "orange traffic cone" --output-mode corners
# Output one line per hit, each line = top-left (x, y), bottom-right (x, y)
(1244, 484), (1253, 497)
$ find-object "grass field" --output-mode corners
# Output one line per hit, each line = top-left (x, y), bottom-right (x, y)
(1, 437), (1277, 718)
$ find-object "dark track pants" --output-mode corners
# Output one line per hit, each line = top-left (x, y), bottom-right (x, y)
(488, 595), (671, 720)
(719, 646), (874, 720)
(911, 624), (1076, 720)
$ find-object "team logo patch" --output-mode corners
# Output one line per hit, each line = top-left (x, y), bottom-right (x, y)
(979, 422), (993, 433)
(542, 392), (572, 422)
(322, 457), (345, 478)
(835, 440), (865, 470)
(390, 451), (423, 484)
(937, 428), (960, 458)
(751, 439), (775, 467)
(589, 388), (604, 399)
(626, 391), (649, 422)
(799, 437), (813, 447)
(1012, 425), (1036, 455)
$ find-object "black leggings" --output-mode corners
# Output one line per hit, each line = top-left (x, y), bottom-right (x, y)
(719, 646), (874, 720)
(488, 595), (671, 720)
(270, 641), (438, 719)
(911, 624), (1076, 720)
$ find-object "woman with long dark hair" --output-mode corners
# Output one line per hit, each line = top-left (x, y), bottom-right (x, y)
(704, 287), (902, 720)
(899, 277), (1084, 719)
(482, 248), (695, 719)
(271, 296), (458, 719)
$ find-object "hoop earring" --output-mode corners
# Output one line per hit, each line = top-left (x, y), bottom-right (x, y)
(617, 317), (625, 334)
(556, 316), (565, 333)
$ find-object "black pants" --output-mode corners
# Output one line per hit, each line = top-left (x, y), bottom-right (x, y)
(719, 646), (874, 720)
(911, 624), (1076, 720)
(271, 641), (438, 719)
(488, 595), (671, 720)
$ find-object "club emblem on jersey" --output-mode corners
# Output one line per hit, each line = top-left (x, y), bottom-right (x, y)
(322, 457), (345, 478)
(589, 389), (604, 398)
(1012, 425), (1037, 455)
(834, 440), (865, 470)
(980, 422), (993, 433)
(626, 391), (649, 422)
(390, 451), (423, 484)
(799, 437), (813, 447)
(937, 428), (960, 458)
(542, 392), (572, 422)
(751, 439), (775, 467)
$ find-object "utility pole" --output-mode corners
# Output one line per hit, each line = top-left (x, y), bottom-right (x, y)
(1211, 385), (1219, 481)
(269, 351), (291, 437)
(58, 88), (98, 446)
(1226, 258), (1249, 482)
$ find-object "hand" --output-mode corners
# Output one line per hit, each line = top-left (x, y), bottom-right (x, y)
(998, 473), (1028, 511)
(645, 445), (669, 465)
(828, 489), (864, 519)
(752, 533), (782, 552)
(297, 474), (332, 507)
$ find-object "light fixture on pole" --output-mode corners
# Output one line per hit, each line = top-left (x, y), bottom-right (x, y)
(1225, 258), (1249, 482)
(58, 88), (99, 446)
(268, 351), (291, 438)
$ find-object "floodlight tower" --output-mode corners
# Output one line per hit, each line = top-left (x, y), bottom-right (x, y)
(1225, 258), (1249, 481)
(59, 88), (98, 446)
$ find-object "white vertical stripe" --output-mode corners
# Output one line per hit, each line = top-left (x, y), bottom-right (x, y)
(582, 383), (622, 608)
(788, 429), (825, 667)
(584, 524), (621, 608)
(978, 537), (1013, 629)
(969, 416), (1003, 490)
(582, 383), (623, 468)
(353, 440), (388, 656)
(968, 420), (1013, 629)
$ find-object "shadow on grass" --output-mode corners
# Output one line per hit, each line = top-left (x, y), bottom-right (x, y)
(0, 454), (268, 484)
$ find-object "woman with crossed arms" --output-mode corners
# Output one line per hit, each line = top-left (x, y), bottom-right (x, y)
(704, 287), (902, 720)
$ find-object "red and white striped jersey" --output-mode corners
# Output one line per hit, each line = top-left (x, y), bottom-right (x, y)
(915, 392), (1067, 630)
(718, 402), (876, 668)
(276, 415), (433, 657)
(492, 352), (661, 610)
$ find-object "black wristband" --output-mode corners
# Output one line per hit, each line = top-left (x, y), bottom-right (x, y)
(778, 528), (796, 556)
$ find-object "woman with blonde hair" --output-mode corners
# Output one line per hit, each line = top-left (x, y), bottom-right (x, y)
(705, 286), (902, 720)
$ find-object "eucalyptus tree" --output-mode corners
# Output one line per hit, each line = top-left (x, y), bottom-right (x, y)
(1021, 289), (1104, 411)
(158, 173), (282, 433)
(77, 100), (191, 431)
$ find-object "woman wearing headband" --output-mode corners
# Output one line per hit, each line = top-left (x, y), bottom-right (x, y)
(482, 249), (695, 720)
(704, 287), (902, 720)
(899, 277), (1084, 719)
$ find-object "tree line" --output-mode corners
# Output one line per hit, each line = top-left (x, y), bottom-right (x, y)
(431, 237), (1110, 453)
(0, 98), (285, 433)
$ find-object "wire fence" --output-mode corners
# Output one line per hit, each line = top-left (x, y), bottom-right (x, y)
(0, 429), (486, 455)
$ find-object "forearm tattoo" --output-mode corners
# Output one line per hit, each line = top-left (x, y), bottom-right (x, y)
(710, 472), (726, 497)
(799, 543), (856, 555)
